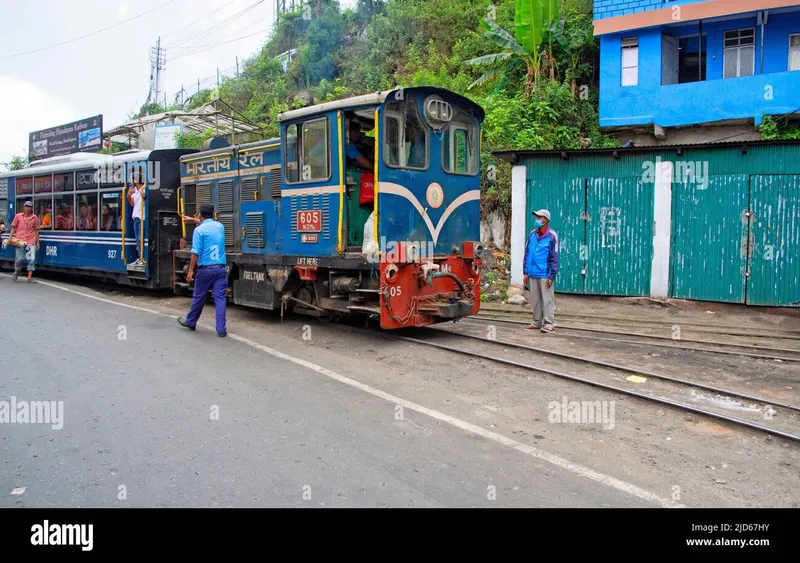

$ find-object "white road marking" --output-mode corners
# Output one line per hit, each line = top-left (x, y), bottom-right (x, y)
(3, 274), (685, 508)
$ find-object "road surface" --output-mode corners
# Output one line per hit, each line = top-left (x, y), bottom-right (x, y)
(0, 275), (654, 508)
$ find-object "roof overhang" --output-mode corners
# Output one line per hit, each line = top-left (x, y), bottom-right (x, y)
(594, 0), (800, 36)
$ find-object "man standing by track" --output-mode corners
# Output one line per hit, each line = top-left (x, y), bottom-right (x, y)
(7, 200), (40, 283)
(522, 209), (559, 333)
(177, 202), (228, 337)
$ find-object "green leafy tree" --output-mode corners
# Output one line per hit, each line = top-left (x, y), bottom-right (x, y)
(465, 0), (563, 95)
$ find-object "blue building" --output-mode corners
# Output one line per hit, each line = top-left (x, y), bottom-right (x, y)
(595, 0), (800, 143)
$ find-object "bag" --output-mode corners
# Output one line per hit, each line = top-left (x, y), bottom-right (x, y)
(359, 173), (374, 205)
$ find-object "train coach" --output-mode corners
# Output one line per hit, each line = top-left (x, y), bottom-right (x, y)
(0, 149), (194, 288)
(174, 86), (485, 329)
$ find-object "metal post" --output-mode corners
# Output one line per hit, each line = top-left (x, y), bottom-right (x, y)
(236, 56), (239, 78)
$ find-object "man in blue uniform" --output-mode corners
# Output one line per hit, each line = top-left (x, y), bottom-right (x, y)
(522, 209), (559, 333)
(178, 203), (228, 337)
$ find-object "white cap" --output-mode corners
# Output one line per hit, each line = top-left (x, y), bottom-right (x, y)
(532, 209), (551, 221)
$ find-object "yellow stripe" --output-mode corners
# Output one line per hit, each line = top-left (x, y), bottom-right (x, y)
(337, 111), (345, 254)
(121, 185), (126, 265)
(373, 109), (379, 247)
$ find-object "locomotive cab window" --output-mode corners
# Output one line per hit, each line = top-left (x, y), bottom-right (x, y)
(383, 99), (428, 170)
(442, 108), (479, 175)
(285, 116), (330, 184)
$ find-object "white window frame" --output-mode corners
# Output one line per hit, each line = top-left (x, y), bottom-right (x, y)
(790, 33), (800, 71)
(723, 28), (756, 78)
(621, 37), (638, 87)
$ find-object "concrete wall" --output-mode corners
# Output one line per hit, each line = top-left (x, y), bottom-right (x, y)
(480, 209), (508, 250)
(599, 11), (800, 129)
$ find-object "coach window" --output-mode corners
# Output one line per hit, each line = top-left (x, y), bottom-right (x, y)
(75, 193), (98, 231)
(54, 193), (74, 230)
(99, 170), (123, 232)
(442, 108), (479, 176)
(16, 176), (33, 196)
(53, 172), (73, 192)
(285, 117), (330, 184)
(99, 192), (121, 231)
(34, 196), (53, 230)
(34, 175), (53, 194)
(383, 99), (428, 171)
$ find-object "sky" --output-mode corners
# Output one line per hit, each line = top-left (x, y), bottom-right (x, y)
(0, 0), (358, 167)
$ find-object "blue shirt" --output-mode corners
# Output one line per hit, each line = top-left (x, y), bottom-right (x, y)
(191, 218), (226, 266)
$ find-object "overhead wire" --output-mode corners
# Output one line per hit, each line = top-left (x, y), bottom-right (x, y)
(0, 0), (180, 60)
(166, 0), (266, 52)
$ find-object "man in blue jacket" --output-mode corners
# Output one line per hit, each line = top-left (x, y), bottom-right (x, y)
(522, 209), (559, 333)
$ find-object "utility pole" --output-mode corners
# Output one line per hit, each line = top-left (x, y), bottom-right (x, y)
(236, 56), (239, 79)
(149, 36), (166, 109)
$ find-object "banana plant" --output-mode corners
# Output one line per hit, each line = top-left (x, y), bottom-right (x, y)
(465, 0), (563, 96)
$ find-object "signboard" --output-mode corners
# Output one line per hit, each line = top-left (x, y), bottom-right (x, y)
(297, 210), (322, 232)
(28, 115), (103, 161)
(153, 123), (182, 149)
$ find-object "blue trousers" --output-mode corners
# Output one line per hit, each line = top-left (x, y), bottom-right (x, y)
(185, 266), (227, 334)
(133, 218), (142, 260)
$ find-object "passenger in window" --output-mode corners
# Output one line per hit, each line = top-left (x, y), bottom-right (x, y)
(346, 121), (373, 171)
(76, 203), (95, 230)
(100, 204), (116, 231)
(55, 203), (73, 230)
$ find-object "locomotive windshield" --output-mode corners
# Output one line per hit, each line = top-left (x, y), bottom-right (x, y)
(383, 98), (428, 170)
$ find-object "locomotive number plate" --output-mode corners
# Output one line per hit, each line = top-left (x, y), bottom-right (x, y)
(297, 210), (322, 232)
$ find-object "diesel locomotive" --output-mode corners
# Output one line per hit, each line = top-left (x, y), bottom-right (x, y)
(174, 86), (485, 329)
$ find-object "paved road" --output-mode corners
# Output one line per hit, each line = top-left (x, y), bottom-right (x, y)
(0, 275), (651, 507)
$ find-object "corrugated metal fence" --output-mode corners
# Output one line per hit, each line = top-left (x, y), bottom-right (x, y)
(515, 141), (800, 307)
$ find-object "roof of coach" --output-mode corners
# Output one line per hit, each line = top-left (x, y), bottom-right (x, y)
(276, 87), (485, 123)
(0, 149), (160, 179)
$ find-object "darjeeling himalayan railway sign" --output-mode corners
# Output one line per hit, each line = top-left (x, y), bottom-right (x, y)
(29, 115), (103, 161)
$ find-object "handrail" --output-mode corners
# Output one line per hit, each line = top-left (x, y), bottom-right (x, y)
(239, 143), (279, 154)
(181, 150), (234, 164)
(373, 109), (379, 249)
(121, 184), (127, 265)
(337, 110), (345, 254)
(177, 186), (186, 240)
(139, 182), (146, 267)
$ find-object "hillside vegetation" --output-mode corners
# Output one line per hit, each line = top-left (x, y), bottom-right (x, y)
(179, 0), (616, 215)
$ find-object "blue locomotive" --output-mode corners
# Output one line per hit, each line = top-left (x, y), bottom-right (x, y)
(174, 86), (485, 329)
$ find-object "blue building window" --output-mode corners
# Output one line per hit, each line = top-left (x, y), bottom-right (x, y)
(790, 34), (800, 71)
(723, 28), (755, 78)
(621, 37), (638, 86)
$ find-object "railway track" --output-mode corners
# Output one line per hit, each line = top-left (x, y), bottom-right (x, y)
(477, 308), (800, 339)
(384, 325), (800, 443)
(468, 315), (800, 362)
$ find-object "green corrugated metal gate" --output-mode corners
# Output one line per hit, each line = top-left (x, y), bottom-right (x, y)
(518, 141), (800, 307)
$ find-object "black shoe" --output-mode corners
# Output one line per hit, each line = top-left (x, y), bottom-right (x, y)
(217, 331), (227, 337)
(178, 317), (196, 331)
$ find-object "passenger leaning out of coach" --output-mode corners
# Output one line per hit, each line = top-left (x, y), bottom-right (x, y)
(127, 171), (146, 266)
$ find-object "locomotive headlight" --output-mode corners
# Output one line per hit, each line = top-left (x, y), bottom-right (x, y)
(474, 243), (484, 258)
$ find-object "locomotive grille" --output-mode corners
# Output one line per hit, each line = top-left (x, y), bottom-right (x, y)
(270, 170), (281, 199)
(218, 214), (234, 247)
(290, 195), (329, 241)
(241, 177), (257, 200)
(245, 212), (265, 248)
(218, 181), (233, 211)
(196, 183), (211, 206)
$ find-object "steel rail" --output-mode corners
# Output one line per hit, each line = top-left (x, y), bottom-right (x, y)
(467, 317), (800, 362)
(428, 326), (800, 413)
(389, 334), (800, 443)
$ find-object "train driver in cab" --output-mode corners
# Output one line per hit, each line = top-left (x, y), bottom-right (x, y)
(346, 120), (373, 171)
